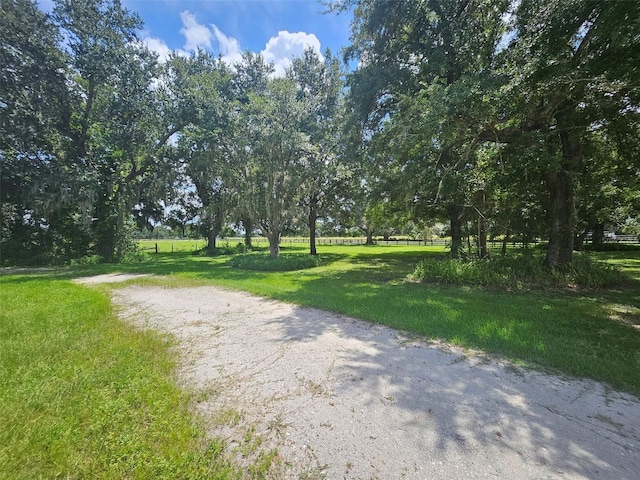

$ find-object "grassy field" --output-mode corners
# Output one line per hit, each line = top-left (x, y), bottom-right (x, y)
(2, 242), (639, 477)
(80, 242), (640, 393)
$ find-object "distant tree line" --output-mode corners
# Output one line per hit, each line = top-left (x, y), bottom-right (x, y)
(1, 0), (638, 265)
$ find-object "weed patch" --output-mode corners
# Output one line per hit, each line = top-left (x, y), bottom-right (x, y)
(228, 253), (322, 272)
(411, 251), (625, 289)
(197, 242), (248, 256)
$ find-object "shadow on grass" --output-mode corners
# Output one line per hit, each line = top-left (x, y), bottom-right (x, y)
(260, 301), (640, 478)
(3, 248), (639, 394)
(282, 270), (636, 375)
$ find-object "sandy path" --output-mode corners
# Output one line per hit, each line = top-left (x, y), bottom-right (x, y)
(107, 283), (640, 479)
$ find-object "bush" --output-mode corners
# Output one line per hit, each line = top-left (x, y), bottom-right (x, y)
(581, 243), (640, 252)
(228, 253), (321, 272)
(120, 249), (150, 264)
(69, 254), (103, 266)
(411, 251), (626, 289)
(560, 254), (622, 287)
(197, 242), (247, 257)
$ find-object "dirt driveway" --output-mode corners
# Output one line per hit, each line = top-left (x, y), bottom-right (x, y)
(80, 275), (640, 479)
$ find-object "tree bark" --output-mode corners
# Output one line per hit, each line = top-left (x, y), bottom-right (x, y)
(475, 190), (489, 259)
(592, 223), (605, 249)
(267, 230), (280, 258)
(543, 121), (581, 268)
(207, 228), (217, 249)
(365, 229), (374, 245)
(478, 217), (489, 258)
(94, 181), (120, 262)
(308, 195), (318, 256)
(241, 215), (253, 249)
(501, 229), (510, 257)
(543, 168), (575, 267)
(447, 203), (464, 258)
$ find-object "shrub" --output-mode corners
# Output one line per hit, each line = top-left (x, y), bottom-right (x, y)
(197, 242), (247, 257)
(561, 254), (622, 287)
(581, 243), (640, 252)
(120, 249), (150, 264)
(69, 254), (103, 266)
(228, 253), (321, 272)
(410, 251), (627, 289)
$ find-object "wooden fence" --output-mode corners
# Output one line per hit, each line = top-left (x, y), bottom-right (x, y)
(139, 234), (639, 254)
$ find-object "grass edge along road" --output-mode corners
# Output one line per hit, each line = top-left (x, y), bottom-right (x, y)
(133, 242), (640, 396)
(0, 278), (246, 479)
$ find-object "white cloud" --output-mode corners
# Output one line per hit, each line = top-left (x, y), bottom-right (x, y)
(180, 10), (212, 52)
(140, 35), (188, 63)
(211, 24), (243, 66)
(261, 31), (323, 77)
(142, 36), (172, 63)
(142, 12), (324, 77)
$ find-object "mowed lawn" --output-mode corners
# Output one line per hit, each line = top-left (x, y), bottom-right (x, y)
(1, 243), (639, 477)
(88, 242), (640, 394)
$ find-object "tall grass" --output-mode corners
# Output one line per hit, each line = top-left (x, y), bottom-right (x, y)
(411, 251), (624, 289)
(228, 252), (322, 271)
(0, 278), (237, 479)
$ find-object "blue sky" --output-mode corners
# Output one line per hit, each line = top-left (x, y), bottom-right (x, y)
(39, 0), (353, 75)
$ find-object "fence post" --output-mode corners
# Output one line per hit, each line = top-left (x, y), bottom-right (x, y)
(155, 243), (158, 254)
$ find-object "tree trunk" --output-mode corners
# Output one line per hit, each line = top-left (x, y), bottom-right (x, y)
(365, 229), (374, 245)
(308, 195), (318, 256)
(262, 228), (282, 258)
(544, 108), (582, 268)
(94, 184), (118, 262)
(478, 220), (489, 258)
(267, 230), (280, 258)
(592, 223), (605, 249)
(476, 190), (489, 259)
(501, 230), (510, 257)
(207, 228), (216, 249)
(241, 215), (253, 249)
(447, 204), (464, 258)
(95, 224), (116, 261)
(543, 168), (576, 268)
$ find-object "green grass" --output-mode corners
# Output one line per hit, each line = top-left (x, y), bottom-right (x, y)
(80, 242), (638, 395)
(0, 278), (238, 479)
(2, 243), (640, 477)
(228, 252), (322, 271)
(411, 250), (625, 288)
(138, 239), (205, 254)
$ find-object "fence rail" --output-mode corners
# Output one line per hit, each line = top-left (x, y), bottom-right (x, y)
(237, 237), (450, 246)
(139, 234), (639, 254)
(607, 235), (639, 243)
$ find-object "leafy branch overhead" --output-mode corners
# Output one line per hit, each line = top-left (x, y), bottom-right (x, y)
(1, 0), (638, 265)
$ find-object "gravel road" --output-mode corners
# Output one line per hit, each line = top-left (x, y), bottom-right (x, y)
(83, 277), (640, 479)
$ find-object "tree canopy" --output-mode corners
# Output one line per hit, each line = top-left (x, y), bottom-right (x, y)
(1, 0), (638, 265)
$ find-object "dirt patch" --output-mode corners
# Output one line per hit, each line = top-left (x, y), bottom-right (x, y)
(73, 273), (151, 284)
(109, 284), (640, 479)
